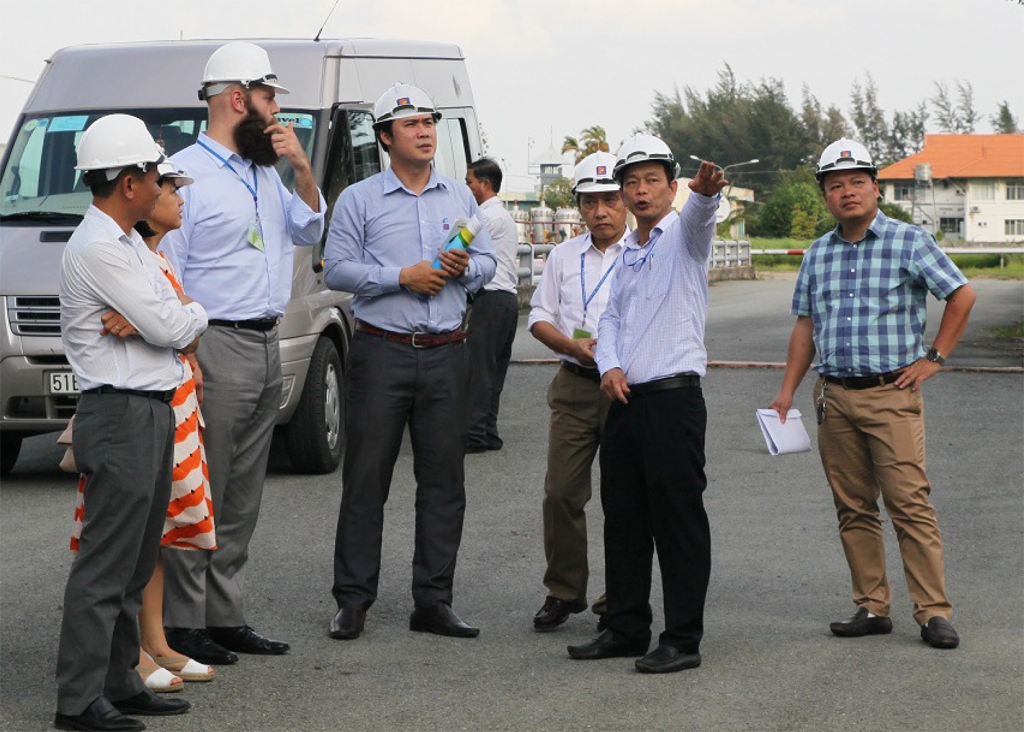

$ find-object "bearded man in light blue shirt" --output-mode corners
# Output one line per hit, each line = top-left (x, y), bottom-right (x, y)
(159, 42), (325, 664)
(323, 83), (496, 642)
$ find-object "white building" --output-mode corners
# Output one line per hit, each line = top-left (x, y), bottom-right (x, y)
(877, 134), (1024, 244)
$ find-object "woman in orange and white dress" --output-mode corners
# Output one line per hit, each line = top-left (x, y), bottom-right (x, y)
(71, 161), (217, 692)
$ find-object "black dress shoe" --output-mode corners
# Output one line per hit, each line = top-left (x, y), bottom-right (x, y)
(829, 606), (893, 637)
(920, 616), (960, 649)
(330, 607), (366, 640)
(165, 627), (238, 665)
(409, 604), (480, 638)
(533, 597), (587, 632)
(567, 630), (649, 660)
(111, 690), (190, 716)
(464, 443), (488, 454)
(635, 644), (702, 674)
(207, 625), (290, 655)
(54, 697), (145, 731)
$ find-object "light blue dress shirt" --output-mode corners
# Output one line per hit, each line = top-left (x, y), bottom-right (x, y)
(323, 166), (497, 333)
(159, 133), (326, 320)
(595, 193), (718, 383)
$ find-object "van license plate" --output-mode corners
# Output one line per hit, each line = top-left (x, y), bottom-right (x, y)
(48, 371), (80, 395)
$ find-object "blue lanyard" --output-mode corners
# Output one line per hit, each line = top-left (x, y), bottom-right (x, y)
(197, 140), (259, 215)
(580, 248), (616, 321)
(622, 235), (659, 271)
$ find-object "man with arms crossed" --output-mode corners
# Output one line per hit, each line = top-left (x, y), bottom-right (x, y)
(56, 114), (206, 731)
(160, 41), (325, 663)
(324, 83), (496, 641)
(769, 138), (974, 649)
(568, 134), (725, 674)
(529, 151), (627, 632)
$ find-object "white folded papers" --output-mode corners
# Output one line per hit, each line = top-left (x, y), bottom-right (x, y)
(755, 409), (812, 456)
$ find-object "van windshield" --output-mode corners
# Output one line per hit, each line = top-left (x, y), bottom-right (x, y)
(0, 108), (317, 222)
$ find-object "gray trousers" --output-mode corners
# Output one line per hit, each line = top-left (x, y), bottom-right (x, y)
(162, 326), (282, 628)
(332, 332), (469, 611)
(465, 289), (518, 449)
(56, 392), (174, 715)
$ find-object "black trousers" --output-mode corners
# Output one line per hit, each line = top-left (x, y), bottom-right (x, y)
(465, 289), (518, 449)
(332, 332), (470, 611)
(599, 385), (710, 653)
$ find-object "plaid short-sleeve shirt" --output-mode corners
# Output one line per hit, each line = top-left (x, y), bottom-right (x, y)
(792, 210), (968, 376)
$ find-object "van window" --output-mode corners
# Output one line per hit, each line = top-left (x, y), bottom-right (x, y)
(434, 117), (470, 181)
(323, 109), (382, 220)
(0, 109), (317, 221)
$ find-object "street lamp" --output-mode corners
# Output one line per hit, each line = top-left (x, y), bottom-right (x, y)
(689, 155), (759, 176)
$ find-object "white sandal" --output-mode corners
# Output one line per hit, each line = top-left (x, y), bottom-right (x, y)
(137, 660), (184, 693)
(152, 653), (215, 682)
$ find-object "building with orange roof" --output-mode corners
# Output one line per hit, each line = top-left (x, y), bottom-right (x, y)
(877, 134), (1024, 244)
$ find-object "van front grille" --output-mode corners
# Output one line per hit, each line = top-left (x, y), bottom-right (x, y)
(8, 296), (62, 336)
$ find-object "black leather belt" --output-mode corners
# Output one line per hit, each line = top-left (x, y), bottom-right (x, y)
(823, 371), (902, 390)
(355, 320), (468, 348)
(83, 385), (176, 403)
(560, 361), (601, 382)
(628, 373), (701, 397)
(209, 318), (278, 331)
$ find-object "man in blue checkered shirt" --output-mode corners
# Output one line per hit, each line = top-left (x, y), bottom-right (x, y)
(770, 138), (975, 650)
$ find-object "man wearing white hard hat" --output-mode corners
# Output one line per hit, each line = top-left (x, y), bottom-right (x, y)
(160, 41), (325, 664)
(55, 114), (207, 730)
(324, 82), (496, 641)
(528, 151), (628, 632)
(769, 138), (975, 650)
(568, 133), (726, 674)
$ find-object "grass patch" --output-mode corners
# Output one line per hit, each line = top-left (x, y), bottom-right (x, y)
(991, 321), (1024, 341)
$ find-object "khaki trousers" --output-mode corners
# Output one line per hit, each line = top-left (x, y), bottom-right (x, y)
(541, 366), (609, 603)
(815, 377), (952, 625)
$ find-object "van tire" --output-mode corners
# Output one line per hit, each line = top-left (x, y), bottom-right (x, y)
(285, 337), (344, 474)
(1, 432), (23, 476)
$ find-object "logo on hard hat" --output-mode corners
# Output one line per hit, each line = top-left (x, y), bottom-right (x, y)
(840, 150), (852, 159)
(596, 165), (607, 175)
(396, 97), (411, 106)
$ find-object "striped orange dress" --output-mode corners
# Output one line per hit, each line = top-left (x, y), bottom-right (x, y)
(70, 252), (216, 552)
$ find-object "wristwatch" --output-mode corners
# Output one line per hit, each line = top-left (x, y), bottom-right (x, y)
(925, 347), (946, 366)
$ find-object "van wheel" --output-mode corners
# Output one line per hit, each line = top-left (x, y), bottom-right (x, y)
(285, 337), (344, 474)
(1, 433), (23, 476)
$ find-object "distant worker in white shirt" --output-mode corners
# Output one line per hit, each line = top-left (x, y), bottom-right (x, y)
(160, 41), (325, 664)
(528, 152), (628, 631)
(55, 114), (207, 731)
(464, 158), (521, 453)
(568, 134), (726, 674)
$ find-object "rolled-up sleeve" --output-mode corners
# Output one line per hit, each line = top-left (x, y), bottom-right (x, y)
(282, 176), (326, 247)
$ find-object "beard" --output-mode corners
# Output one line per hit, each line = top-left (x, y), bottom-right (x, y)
(234, 106), (279, 167)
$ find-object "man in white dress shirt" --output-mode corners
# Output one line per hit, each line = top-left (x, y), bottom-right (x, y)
(528, 152), (628, 631)
(567, 134), (726, 674)
(160, 41), (325, 663)
(55, 114), (207, 731)
(464, 158), (521, 453)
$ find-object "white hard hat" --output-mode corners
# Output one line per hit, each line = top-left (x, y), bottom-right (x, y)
(572, 151), (620, 195)
(75, 114), (165, 181)
(815, 138), (876, 181)
(613, 133), (680, 182)
(372, 83), (441, 128)
(156, 160), (194, 188)
(199, 41), (290, 100)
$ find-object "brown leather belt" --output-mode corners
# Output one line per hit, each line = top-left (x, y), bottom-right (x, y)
(560, 361), (601, 382)
(355, 320), (468, 349)
(822, 371), (902, 390)
(628, 373), (701, 397)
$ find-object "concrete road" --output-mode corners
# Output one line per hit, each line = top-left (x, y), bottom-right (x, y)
(2, 278), (1021, 731)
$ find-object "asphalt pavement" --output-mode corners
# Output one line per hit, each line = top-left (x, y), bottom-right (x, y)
(1, 277), (1021, 731)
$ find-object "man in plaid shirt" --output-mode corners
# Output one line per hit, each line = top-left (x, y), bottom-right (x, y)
(770, 138), (975, 650)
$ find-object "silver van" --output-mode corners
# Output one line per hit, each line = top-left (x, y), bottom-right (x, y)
(0, 38), (484, 475)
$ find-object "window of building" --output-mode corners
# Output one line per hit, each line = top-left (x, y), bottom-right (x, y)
(1005, 219), (1024, 237)
(939, 218), (963, 235)
(893, 183), (914, 201)
(972, 181), (995, 201)
(1006, 180), (1024, 201)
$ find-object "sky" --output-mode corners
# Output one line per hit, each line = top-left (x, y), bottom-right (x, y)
(1, 0), (1021, 186)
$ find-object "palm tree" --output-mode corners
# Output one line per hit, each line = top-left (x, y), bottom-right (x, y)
(562, 125), (610, 164)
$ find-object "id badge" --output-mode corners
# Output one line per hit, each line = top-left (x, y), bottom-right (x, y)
(246, 217), (265, 252)
(572, 327), (592, 339)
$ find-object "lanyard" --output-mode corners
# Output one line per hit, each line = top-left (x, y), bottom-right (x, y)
(197, 140), (259, 215)
(580, 248), (616, 321)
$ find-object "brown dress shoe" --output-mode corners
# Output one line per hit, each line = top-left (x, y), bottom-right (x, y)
(330, 607), (366, 640)
(533, 597), (587, 632)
